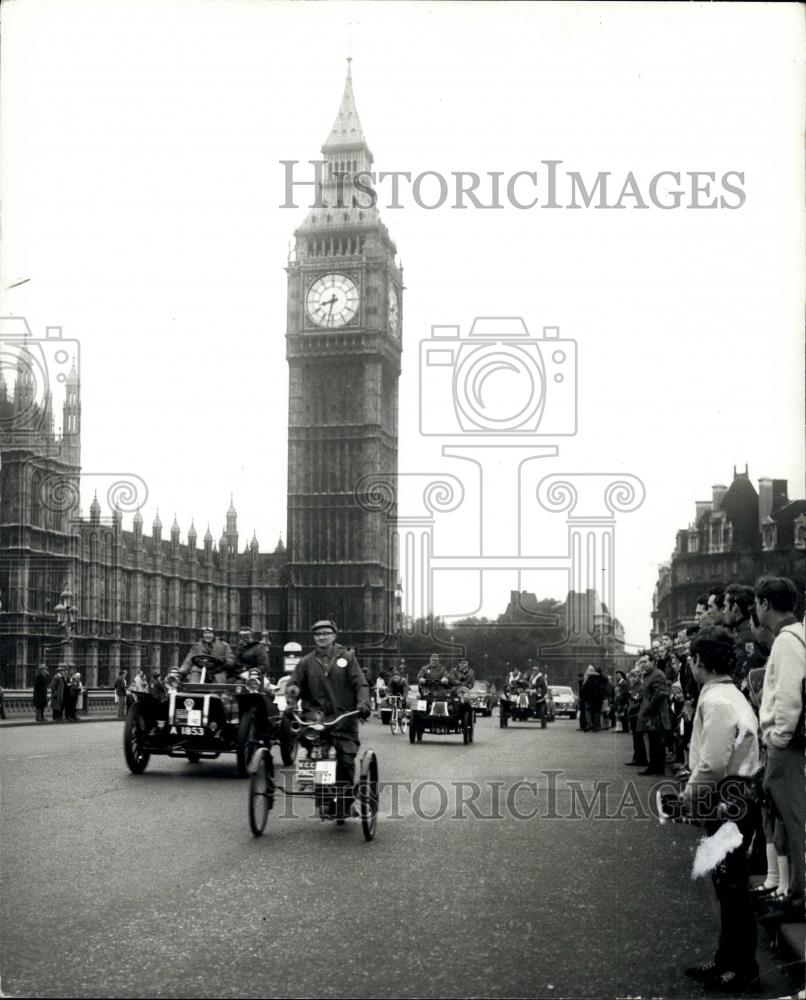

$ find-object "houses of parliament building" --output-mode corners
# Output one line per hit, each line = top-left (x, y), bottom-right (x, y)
(0, 64), (403, 687)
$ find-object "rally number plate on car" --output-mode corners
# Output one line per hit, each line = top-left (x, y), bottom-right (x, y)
(296, 759), (337, 785)
(416, 699), (428, 712)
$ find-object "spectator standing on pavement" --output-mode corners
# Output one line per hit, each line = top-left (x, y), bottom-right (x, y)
(65, 670), (83, 722)
(581, 664), (606, 731)
(613, 670), (629, 732)
(635, 655), (670, 775)
(625, 660), (649, 766)
(114, 669), (128, 720)
(33, 664), (50, 723)
(149, 669), (166, 700)
(132, 668), (149, 694)
(681, 625), (761, 994)
(50, 665), (67, 723)
(756, 575), (806, 924)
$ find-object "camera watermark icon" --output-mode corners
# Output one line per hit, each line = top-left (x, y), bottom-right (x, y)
(0, 317), (80, 444)
(419, 318), (577, 438)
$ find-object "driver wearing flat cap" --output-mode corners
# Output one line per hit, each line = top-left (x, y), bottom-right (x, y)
(285, 620), (371, 817)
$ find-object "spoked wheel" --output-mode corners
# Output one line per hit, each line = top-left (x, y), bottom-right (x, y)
(409, 716), (417, 743)
(237, 707), (259, 778)
(123, 706), (151, 774)
(391, 712), (400, 736)
(248, 748), (275, 837)
(357, 749), (379, 842)
(401, 713), (409, 736)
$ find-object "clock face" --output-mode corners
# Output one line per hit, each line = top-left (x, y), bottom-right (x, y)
(388, 285), (400, 335)
(306, 273), (359, 328)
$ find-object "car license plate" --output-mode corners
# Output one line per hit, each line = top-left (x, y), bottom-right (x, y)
(416, 699), (427, 712)
(296, 759), (337, 785)
(180, 726), (205, 736)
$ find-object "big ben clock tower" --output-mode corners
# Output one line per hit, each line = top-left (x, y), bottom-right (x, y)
(285, 61), (402, 670)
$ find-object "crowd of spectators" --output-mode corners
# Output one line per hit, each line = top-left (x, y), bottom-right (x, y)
(614, 575), (804, 992)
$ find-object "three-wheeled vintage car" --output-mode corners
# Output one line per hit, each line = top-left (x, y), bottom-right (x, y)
(123, 655), (297, 777)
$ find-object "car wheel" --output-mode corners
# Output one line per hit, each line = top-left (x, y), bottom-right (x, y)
(499, 706), (507, 728)
(462, 710), (471, 745)
(416, 726), (423, 742)
(123, 705), (150, 774)
(248, 748), (274, 837)
(186, 752), (201, 763)
(401, 713), (409, 736)
(237, 707), (260, 778)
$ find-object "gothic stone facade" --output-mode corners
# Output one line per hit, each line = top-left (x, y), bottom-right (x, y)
(652, 467), (806, 636)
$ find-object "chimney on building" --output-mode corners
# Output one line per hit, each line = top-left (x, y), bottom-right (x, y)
(712, 484), (728, 511)
(695, 500), (712, 523)
(757, 478), (787, 529)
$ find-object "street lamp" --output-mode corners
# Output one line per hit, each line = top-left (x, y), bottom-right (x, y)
(54, 587), (78, 667)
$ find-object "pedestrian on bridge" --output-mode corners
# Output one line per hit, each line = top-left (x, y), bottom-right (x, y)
(33, 664), (50, 723)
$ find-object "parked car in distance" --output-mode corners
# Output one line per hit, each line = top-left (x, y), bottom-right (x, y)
(550, 685), (577, 718)
(468, 680), (494, 717)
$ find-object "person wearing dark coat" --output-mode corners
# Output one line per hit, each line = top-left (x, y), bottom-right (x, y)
(235, 627), (271, 680)
(636, 657), (671, 775)
(286, 620), (371, 820)
(50, 666), (66, 722)
(581, 665), (606, 731)
(33, 664), (50, 723)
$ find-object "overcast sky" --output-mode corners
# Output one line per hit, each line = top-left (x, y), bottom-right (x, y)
(1, 0), (803, 648)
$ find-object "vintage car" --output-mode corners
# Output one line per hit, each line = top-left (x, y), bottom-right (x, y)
(550, 684), (578, 719)
(499, 683), (550, 728)
(409, 683), (474, 745)
(123, 655), (297, 777)
(468, 680), (495, 717)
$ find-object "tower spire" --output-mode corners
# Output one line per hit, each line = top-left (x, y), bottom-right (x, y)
(322, 59), (368, 152)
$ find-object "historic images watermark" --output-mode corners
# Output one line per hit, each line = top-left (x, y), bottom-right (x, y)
(266, 773), (745, 823)
(280, 160), (747, 211)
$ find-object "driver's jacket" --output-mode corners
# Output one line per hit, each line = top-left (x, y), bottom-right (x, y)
(179, 638), (235, 678)
(288, 644), (369, 744)
(451, 664), (475, 689)
(236, 640), (270, 680)
(528, 672), (548, 699)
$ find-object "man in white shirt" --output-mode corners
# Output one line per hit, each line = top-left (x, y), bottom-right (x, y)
(756, 575), (806, 924)
(682, 625), (760, 994)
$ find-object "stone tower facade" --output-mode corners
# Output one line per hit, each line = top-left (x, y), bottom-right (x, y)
(285, 62), (402, 669)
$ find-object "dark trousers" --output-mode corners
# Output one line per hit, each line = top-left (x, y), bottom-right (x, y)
(764, 743), (805, 897)
(64, 692), (77, 720)
(707, 783), (759, 974)
(585, 706), (602, 731)
(629, 705), (647, 764)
